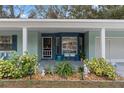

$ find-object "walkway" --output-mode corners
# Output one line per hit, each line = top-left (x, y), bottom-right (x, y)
(116, 63), (124, 77)
(38, 60), (83, 72)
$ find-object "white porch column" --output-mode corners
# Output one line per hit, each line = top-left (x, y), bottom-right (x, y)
(100, 28), (106, 59)
(22, 27), (28, 55)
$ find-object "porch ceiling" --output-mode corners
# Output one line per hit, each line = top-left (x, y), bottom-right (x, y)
(0, 27), (124, 33)
(0, 28), (124, 33)
(0, 28), (22, 31)
(28, 28), (99, 33)
(28, 28), (124, 33)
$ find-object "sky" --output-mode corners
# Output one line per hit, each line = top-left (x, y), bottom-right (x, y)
(2, 5), (99, 18)
(15, 5), (35, 18)
(2, 5), (35, 18)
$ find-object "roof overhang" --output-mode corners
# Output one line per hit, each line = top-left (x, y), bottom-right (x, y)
(0, 19), (124, 29)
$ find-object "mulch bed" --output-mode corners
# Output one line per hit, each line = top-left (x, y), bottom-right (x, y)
(0, 71), (123, 81)
(20, 72), (124, 81)
(22, 73), (81, 80)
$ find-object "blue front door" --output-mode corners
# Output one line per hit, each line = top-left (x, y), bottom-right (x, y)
(41, 33), (85, 61)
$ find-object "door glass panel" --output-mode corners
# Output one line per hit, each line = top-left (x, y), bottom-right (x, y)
(62, 37), (77, 57)
(43, 38), (51, 49)
(42, 37), (52, 59)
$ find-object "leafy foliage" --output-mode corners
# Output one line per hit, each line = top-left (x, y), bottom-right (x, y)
(44, 64), (54, 75)
(79, 51), (86, 60)
(32, 5), (124, 19)
(55, 62), (73, 79)
(18, 54), (38, 76)
(0, 60), (22, 79)
(78, 66), (84, 73)
(84, 58), (117, 80)
(0, 52), (38, 79)
(77, 66), (84, 80)
(1, 5), (124, 19)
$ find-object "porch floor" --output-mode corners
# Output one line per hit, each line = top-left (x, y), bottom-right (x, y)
(38, 60), (83, 72)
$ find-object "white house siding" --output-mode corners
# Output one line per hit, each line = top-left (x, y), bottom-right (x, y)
(89, 31), (124, 62)
(96, 37), (124, 59)
(0, 30), (39, 58)
(28, 31), (39, 55)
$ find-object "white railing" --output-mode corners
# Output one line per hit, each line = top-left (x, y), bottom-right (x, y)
(107, 59), (124, 63)
(0, 51), (14, 60)
(43, 50), (52, 57)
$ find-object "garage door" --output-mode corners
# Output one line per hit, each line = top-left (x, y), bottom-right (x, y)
(95, 38), (124, 62)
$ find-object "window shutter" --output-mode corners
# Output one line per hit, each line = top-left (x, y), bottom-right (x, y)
(12, 35), (17, 51)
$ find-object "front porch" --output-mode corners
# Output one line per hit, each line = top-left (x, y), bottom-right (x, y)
(1, 19), (124, 79)
(0, 19), (124, 64)
(1, 28), (124, 63)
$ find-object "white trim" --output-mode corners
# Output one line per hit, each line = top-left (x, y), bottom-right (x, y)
(96, 37), (124, 39)
(1, 19), (124, 29)
(107, 59), (124, 63)
(1, 19), (124, 23)
(101, 28), (105, 58)
(22, 27), (28, 55)
(41, 37), (52, 59)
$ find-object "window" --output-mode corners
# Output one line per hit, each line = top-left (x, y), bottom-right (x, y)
(0, 36), (13, 50)
(62, 37), (77, 57)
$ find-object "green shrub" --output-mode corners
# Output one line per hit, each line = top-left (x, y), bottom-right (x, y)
(77, 66), (84, 80)
(0, 52), (38, 79)
(78, 66), (84, 73)
(9, 52), (20, 66)
(84, 58), (117, 80)
(45, 64), (54, 75)
(9, 52), (38, 78)
(0, 60), (13, 79)
(55, 61), (73, 79)
(12, 67), (22, 78)
(19, 54), (38, 76)
(79, 51), (86, 60)
(0, 60), (22, 79)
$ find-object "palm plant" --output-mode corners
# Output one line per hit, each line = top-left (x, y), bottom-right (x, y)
(55, 61), (73, 79)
